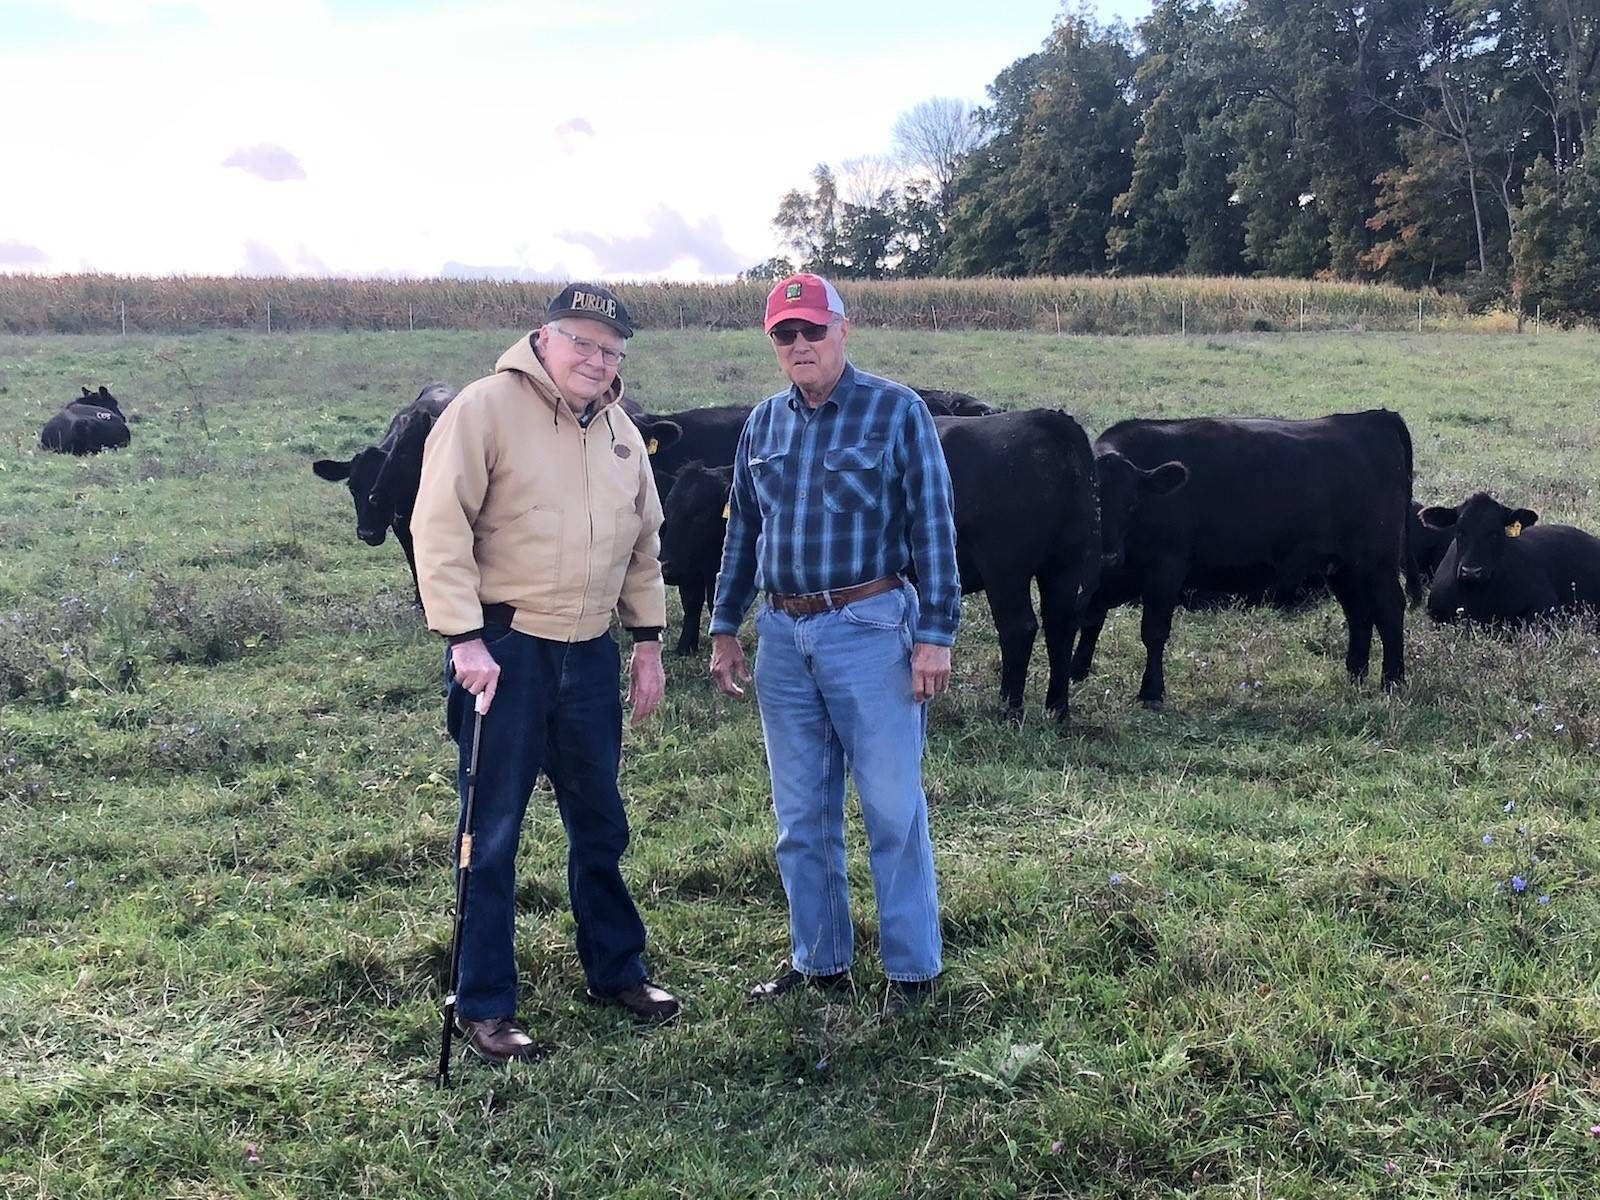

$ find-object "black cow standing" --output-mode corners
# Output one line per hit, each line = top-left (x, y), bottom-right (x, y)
(658, 461), (735, 654)
(1070, 410), (1415, 707)
(1422, 493), (1600, 625)
(40, 386), (131, 455)
(312, 383), (456, 601)
(938, 409), (1103, 721)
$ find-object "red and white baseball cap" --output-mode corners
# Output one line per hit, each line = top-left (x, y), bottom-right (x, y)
(763, 273), (846, 333)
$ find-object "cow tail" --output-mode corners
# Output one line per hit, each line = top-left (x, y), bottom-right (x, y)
(1392, 410), (1423, 607)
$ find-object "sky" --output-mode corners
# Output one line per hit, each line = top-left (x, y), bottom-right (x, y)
(0, 0), (1152, 281)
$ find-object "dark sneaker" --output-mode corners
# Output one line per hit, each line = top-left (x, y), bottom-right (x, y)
(587, 979), (681, 1024)
(883, 978), (936, 1019)
(455, 1016), (555, 1065)
(747, 965), (851, 1005)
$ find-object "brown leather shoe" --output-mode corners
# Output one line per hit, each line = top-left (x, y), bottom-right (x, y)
(455, 1016), (555, 1065)
(747, 965), (851, 1004)
(587, 979), (681, 1024)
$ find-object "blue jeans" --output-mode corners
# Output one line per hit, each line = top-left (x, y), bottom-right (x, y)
(752, 583), (943, 982)
(444, 627), (649, 1020)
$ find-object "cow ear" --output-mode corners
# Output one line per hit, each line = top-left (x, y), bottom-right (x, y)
(312, 457), (352, 481)
(648, 420), (683, 455)
(1509, 508), (1538, 532)
(1141, 460), (1188, 496)
(81, 386), (93, 398)
(98, 386), (112, 398)
(1419, 506), (1458, 529)
(712, 465), (734, 486)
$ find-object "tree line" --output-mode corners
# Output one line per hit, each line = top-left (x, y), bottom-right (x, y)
(752, 0), (1600, 321)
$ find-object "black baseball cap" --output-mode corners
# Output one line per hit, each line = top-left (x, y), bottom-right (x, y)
(545, 282), (634, 338)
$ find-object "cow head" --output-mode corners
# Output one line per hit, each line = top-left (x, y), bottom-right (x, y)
(659, 461), (732, 586)
(80, 385), (123, 416)
(1094, 451), (1188, 570)
(630, 416), (685, 462)
(1420, 492), (1538, 585)
(312, 446), (392, 545)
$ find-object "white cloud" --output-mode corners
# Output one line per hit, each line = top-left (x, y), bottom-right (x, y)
(0, 240), (48, 267)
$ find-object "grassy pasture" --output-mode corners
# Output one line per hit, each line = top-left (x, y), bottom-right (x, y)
(1, 328), (1599, 1198)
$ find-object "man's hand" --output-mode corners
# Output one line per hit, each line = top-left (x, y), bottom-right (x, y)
(709, 633), (751, 698)
(450, 638), (501, 712)
(911, 643), (952, 704)
(628, 641), (665, 726)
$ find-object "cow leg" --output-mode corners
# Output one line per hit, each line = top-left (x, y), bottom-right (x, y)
(394, 522), (424, 608)
(1038, 566), (1083, 722)
(1327, 567), (1375, 682)
(1371, 571), (1406, 691)
(1136, 573), (1183, 709)
(1068, 600), (1108, 682)
(985, 576), (1039, 712)
(675, 581), (705, 656)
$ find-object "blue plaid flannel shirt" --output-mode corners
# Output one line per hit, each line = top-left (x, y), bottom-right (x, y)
(709, 363), (961, 647)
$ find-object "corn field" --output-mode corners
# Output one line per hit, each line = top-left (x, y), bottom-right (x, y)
(0, 273), (1469, 336)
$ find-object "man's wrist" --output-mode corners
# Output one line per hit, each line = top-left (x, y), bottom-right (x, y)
(627, 626), (662, 643)
(446, 629), (485, 646)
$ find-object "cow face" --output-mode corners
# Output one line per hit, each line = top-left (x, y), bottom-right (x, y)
(1094, 452), (1189, 569)
(1421, 492), (1539, 585)
(80, 385), (123, 416)
(659, 462), (732, 586)
(312, 446), (392, 545)
(631, 417), (684, 462)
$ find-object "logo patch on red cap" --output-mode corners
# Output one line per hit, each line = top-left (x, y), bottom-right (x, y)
(786, 283), (803, 301)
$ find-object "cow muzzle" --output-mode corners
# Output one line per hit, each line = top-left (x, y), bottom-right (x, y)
(1457, 564), (1489, 584)
(358, 526), (388, 546)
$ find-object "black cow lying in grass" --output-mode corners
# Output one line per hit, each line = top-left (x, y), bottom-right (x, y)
(312, 383), (456, 601)
(1071, 410), (1415, 707)
(40, 386), (130, 455)
(1422, 493), (1600, 625)
(914, 388), (999, 417)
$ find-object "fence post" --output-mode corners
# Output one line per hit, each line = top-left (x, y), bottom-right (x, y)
(267, 299), (272, 334)
(1417, 297), (1422, 333)
(408, 302), (414, 332)
(1054, 300), (1061, 334)
(679, 305), (685, 331)
(1299, 295), (1304, 332)
(120, 300), (127, 337)
(931, 304), (938, 332)
(1535, 303), (1541, 334)
(1181, 299), (1186, 336)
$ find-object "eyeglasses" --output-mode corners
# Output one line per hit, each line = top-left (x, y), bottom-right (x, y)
(549, 326), (626, 365)
(769, 320), (840, 346)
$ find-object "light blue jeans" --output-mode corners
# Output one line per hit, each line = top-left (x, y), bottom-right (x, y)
(753, 582), (943, 982)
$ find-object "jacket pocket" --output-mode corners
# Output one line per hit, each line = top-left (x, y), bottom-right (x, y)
(749, 451), (788, 518)
(599, 505), (644, 609)
(481, 505), (563, 608)
(823, 441), (886, 514)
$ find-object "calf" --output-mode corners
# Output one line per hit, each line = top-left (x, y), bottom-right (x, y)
(1070, 410), (1414, 707)
(937, 409), (1102, 721)
(1422, 493), (1600, 625)
(658, 461), (734, 654)
(40, 386), (131, 455)
(312, 382), (456, 599)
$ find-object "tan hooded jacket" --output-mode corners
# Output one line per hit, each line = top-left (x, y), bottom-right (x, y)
(412, 332), (666, 643)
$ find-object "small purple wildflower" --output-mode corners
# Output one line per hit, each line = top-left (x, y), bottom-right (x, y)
(1482, 834), (1494, 846)
(1511, 876), (1527, 893)
(1384, 1160), (1398, 1176)
(1503, 800), (1515, 813)
(1109, 873), (1125, 887)
(1538, 895), (1551, 905)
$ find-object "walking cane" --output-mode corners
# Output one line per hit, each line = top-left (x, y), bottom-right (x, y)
(437, 690), (489, 1088)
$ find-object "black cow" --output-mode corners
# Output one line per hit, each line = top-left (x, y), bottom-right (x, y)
(1422, 493), (1600, 625)
(631, 405), (751, 496)
(1070, 410), (1414, 707)
(915, 389), (999, 417)
(40, 386), (130, 455)
(312, 383), (456, 599)
(936, 410), (1103, 720)
(658, 461), (735, 654)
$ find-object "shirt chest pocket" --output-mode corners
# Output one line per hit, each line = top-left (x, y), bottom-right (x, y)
(748, 451), (788, 518)
(822, 441), (887, 514)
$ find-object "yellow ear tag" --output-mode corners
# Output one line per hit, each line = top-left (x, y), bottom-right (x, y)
(1506, 521), (1522, 538)
(721, 503), (731, 520)
(647, 438), (659, 456)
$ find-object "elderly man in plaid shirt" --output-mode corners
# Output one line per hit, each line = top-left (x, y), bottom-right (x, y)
(709, 273), (960, 1016)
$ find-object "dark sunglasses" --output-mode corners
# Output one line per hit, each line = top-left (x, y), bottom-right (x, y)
(769, 320), (839, 346)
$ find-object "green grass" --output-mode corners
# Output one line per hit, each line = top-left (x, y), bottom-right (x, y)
(2, 328), (1599, 1198)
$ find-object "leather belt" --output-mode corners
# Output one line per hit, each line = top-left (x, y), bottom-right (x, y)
(767, 574), (903, 617)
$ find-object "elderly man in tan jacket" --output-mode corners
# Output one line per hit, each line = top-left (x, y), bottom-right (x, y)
(413, 282), (678, 1067)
